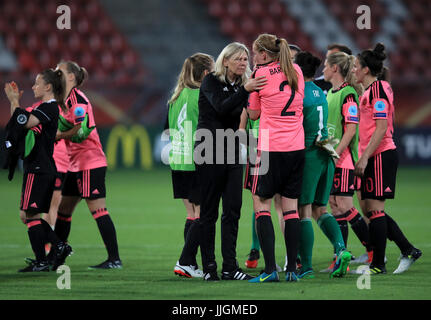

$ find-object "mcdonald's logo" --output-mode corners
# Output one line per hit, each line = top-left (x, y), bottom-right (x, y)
(106, 125), (153, 170)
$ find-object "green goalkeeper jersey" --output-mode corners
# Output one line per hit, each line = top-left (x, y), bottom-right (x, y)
(168, 87), (199, 171)
(303, 81), (329, 149)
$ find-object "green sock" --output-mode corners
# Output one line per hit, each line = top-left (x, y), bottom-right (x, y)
(251, 211), (260, 251)
(317, 213), (346, 255)
(299, 219), (314, 271)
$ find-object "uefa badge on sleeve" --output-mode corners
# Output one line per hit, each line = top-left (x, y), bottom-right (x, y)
(17, 114), (28, 125)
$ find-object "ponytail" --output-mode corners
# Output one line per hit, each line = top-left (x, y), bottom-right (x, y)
(278, 38), (298, 91)
(41, 68), (66, 112)
(58, 61), (88, 87)
(169, 52), (214, 105)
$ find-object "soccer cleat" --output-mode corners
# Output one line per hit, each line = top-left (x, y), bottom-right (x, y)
(369, 265), (387, 274)
(350, 252), (370, 265)
(297, 268), (314, 279)
(174, 261), (204, 278)
(222, 268), (253, 280)
(19, 260), (50, 272)
(248, 271), (279, 283)
(393, 248), (422, 274)
(245, 249), (259, 269)
(353, 264), (386, 275)
(203, 272), (220, 281)
(320, 255), (337, 273)
(285, 271), (299, 282)
(51, 242), (73, 271)
(88, 259), (123, 270)
(330, 250), (352, 278)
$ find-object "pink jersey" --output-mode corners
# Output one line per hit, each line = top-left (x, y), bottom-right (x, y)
(337, 93), (359, 170)
(62, 88), (107, 172)
(26, 101), (70, 173)
(53, 139), (69, 173)
(248, 62), (305, 152)
(359, 80), (396, 157)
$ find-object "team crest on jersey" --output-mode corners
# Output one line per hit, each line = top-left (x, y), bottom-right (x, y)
(373, 100), (386, 112)
(348, 105), (358, 116)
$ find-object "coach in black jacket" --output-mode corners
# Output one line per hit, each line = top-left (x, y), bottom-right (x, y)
(192, 42), (266, 281)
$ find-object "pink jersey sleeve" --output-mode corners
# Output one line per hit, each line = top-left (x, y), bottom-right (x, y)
(342, 95), (359, 124)
(248, 91), (261, 111)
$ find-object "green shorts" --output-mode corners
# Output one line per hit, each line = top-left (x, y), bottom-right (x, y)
(299, 148), (335, 206)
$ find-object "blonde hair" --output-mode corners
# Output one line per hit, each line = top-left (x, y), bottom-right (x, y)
(327, 52), (363, 96)
(168, 53), (214, 105)
(214, 42), (251, 85)
(253, 33), (298, 91)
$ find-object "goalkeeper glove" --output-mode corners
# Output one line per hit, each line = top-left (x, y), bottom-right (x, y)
(58, 115), (74, 132)
(70, 114), (95, 143)
(315, 135), (340, 160)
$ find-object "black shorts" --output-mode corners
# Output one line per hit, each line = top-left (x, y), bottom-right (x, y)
(53, 172), (67, 191)
(171, 170), (200, 205)
(252, 150), (305, 199)
(62, 167), (107, 199)
(331, 167), (355, 196)
(361, 149), (398, 200)
(20, 173), (55, 214)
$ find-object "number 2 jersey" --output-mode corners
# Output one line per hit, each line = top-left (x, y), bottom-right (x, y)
(248, 61), (305, 152)
(359, 80), (396, 157)
(61, 88), (107, 172)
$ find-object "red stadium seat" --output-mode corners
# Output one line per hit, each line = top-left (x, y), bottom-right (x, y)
(220, 17), (236, 36)
(260, 17), (277, 35)
(248, 0), (265, 18)
(240, 16), (258, 37)
(226, 2), (242, 19)
(208, 1), (225, 18)
(268, 2), (285, 18)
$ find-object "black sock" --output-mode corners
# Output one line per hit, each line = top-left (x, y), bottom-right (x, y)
(256, 211), (276, 274)
(40, 219), (60, 246)
(26, 219), (47, 262)
(179, 218), (200, 266)
(366, 211), (387, 268)
(335, 216), (349, 248)
(184, 218), (194, 242)
(283, 211), (300, 272)
(91, 208), (120, 261)
(384, 212), (414, 255)
(55, 212), (72, 242)
(345, 207), (372, 252)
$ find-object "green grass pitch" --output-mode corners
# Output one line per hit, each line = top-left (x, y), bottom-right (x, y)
(0, 167), (430, 300)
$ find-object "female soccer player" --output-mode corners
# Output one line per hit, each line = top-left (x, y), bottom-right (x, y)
(322, 52), (371, 270)
(54, 61), (121, 269)
(4, 69), (72, 272)
(353, 43), (421, 274)
(169, 53), (214, 278)
(194, 42), (266, 281)
(23, 102), (69, 255)
(247, 34), (305, 283)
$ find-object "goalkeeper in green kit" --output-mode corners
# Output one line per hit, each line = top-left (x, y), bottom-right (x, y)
(294, 52), (351, 279)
